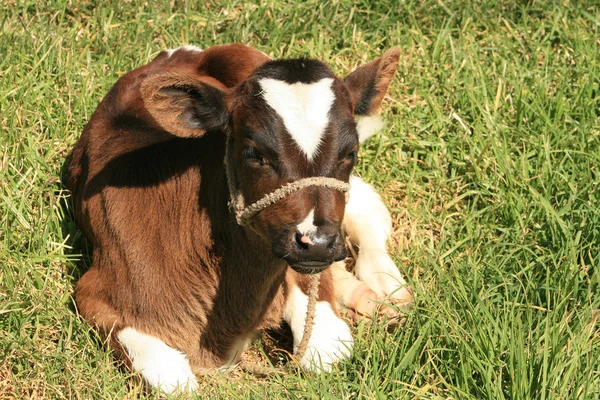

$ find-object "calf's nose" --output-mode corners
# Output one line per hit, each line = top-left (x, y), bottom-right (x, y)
(294, 230), (345, 261)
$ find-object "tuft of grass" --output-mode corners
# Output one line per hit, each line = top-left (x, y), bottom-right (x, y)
(1, 0), (599, 398)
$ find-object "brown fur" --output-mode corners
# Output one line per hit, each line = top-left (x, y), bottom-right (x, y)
(68, 44), (399, 373)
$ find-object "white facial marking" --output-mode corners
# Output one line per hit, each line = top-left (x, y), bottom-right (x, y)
(117, 327), (198, 394)
(164, 45), (203, 57)
(297, 208), (316, 235)
(283, 286), (353, 372)
(259, 77), (335, 161)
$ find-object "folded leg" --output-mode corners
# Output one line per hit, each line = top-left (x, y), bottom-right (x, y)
(338, 176), (413, 315)
(77, 269), (198, 395)
(117, 328), (198, 394)
(330, 261), (399, 321)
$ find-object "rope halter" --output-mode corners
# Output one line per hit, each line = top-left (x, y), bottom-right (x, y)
(224, 136), (351, 226)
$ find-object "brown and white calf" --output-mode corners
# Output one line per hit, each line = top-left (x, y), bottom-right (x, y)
(67, 44), (411, 394)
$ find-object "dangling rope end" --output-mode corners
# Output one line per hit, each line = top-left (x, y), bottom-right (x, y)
(293, 272), (321, 366)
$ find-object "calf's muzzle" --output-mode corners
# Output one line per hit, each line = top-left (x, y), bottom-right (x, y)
(287, 227), (347, 274)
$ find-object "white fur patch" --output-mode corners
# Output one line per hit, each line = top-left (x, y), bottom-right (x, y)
(117, 328), (198, 394)
(164, 45), (203, 57)
(260, 77), (335, 161)
(355, 249), (409, 298)
(283, 286), (353, 371)
(343, 176), (410, 300)
(356, 114), (384, 143)
(344, 176), (392, 248)
(297, 208), (316, 235)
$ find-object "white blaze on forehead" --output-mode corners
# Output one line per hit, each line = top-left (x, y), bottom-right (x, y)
(259, 77), (335, 161)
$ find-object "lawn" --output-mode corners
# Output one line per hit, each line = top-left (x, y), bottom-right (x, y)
(1, 0), (599, 398)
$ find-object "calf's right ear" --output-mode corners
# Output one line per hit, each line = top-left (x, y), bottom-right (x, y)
(141, 73), (229, 138)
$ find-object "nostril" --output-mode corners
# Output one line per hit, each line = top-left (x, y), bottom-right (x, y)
(295, 232), (312, 250)
(286, 229), (346, 267)
(328, 233), (339, 249)
(327, 235), (338, 250)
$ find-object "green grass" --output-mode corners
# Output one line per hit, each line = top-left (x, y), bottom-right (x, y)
(1, 0), (599, 398)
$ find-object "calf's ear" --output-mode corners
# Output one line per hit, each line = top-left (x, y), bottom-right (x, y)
(141, 73), (229, 138)
(344, 47), (400, 116)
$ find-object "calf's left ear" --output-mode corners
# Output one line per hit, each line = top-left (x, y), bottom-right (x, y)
(344, 47), (400, 116)
(141, 73), (229, 138)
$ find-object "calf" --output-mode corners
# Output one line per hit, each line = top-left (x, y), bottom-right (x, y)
(68, 44), (410, 394)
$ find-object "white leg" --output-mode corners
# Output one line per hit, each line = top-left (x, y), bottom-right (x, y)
(283, 285), (353, 372)
(330, 261), (384, 320)
(343, 176), (412, 303)
(330, 261), (367, 308)
(117, 327), (198, 394)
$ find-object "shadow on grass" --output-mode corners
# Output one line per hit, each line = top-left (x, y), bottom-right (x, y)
(57, 154), (93, 313)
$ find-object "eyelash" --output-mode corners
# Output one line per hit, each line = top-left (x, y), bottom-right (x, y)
(242, 147), (269, 166)
(340, 150), (358, 167)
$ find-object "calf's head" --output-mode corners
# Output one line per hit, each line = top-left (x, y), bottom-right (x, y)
(142, 48), (400, 273)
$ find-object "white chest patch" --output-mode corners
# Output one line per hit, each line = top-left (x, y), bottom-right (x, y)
(259, 77), (335, 161)
(283, 286), (353, 371)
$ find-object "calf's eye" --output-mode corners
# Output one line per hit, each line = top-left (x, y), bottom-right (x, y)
(347, 150), (358, 164)
(243, 147), (269, 167)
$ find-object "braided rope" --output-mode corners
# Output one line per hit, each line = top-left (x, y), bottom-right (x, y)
(237, 178), (349, 225)
(240, 273), (321, 376)
(225, 137), (350, 226)
(293, 273), (321, 364)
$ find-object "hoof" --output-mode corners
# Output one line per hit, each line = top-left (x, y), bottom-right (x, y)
(347, 283), (412, 322)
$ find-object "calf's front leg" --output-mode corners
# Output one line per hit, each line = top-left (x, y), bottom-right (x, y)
(340, 176), (413, 312)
